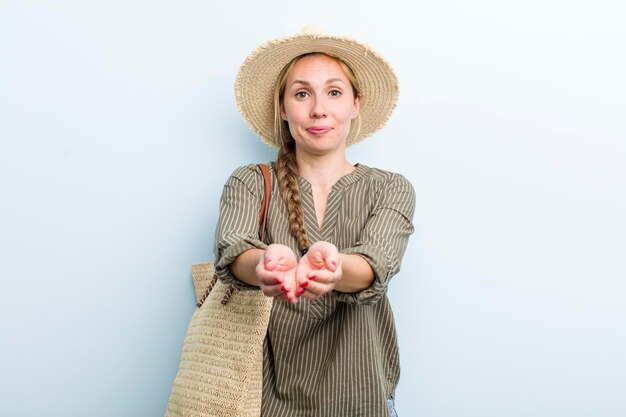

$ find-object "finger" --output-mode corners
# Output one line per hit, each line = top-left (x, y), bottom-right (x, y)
(263, 279), (295, 297)
(296, 275), (317, 296)
(294, 284), (308, 298)
(268, 276), (295, 300)
(261, 285), (284, 298)
(264, 256), (280, 271)
(282, 288), (299, 304)
(326, 257), (339, 272)
(298, 287), (324, 300)
(257, 268), (283, 286)
(295, 263), (310, 286)
(299, 280), (335, 297)
(301, 269), (338, 285)
(258, 269), (291, 296)
(296, 270), (318, 289)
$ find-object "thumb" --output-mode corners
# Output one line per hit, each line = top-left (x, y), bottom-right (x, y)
(326, 254), (339, 272)
(264, 256), (277, 271)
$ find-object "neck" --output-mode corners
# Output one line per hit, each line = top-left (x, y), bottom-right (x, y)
(295, 150), (355, 190)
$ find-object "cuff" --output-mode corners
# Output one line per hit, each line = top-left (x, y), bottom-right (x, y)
(214, 238), (268, 290)
(335, 244), (392, 305)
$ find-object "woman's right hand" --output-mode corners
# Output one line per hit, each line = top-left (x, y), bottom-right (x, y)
(256, 244), (299, 304)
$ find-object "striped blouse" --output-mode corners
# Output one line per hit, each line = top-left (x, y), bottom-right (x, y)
(214, 162), (416, 417)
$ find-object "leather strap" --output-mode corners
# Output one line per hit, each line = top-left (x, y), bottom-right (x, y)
(257, 163), (272, 243)
(200, 163), (273, 308)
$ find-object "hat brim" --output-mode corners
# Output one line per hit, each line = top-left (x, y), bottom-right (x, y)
(235, 32), (399, 147)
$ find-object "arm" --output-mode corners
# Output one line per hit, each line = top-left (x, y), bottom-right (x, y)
(213, 166), (267, 289)
(336, 173), (416, 305)
(294, 174), (415, 303)
(334, 253), (374, 293)
(293, 242), (375, 298)
(213, 165), (300, 303)
(230, 248), (263, 287)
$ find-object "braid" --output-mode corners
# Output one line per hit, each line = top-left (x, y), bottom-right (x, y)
(276, 138), (310, 253)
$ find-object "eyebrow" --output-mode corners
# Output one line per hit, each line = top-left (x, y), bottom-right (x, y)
(290, 78), (347, 86)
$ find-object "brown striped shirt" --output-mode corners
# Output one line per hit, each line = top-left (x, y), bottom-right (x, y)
(214, 162), (415, 417)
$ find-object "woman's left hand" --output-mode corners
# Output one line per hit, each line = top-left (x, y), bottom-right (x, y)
(295, 241), (342, 300)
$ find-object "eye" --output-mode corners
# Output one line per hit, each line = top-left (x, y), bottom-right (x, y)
(295, 91), (309, 99)
(329, 89), (342, 97)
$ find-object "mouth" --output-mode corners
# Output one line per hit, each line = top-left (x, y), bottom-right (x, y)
(306, 126), (332, 135)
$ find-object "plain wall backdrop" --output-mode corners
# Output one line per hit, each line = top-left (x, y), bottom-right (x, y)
(1, 1), (625, 416)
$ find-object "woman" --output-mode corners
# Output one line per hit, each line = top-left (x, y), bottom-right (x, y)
(215, 27), (415, 417)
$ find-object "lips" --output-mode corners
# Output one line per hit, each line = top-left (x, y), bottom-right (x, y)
(306, 126), (332, 135)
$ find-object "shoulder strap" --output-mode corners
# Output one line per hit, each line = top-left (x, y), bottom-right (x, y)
(257, 163), (272, 243)
(197, 163), (273, 308)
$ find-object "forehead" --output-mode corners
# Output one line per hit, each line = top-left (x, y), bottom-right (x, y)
(287, 54), (350, 83)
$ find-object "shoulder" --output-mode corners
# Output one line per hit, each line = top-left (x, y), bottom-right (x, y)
(225, 162), (275, 195)
(357, 164), (415, 193)
(228, 163), (261, 181)
(229, 162), (276, 178)
(356, 165), (416, 216)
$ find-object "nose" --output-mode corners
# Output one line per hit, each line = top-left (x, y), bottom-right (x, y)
(310, 96), (327, 118)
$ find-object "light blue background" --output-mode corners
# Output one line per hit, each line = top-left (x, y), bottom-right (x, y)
(1, 1), (625, 416)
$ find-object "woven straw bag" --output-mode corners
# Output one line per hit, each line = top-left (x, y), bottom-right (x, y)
(165, 164), (274, 417)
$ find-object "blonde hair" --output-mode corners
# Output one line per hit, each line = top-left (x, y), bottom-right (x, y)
(273, 53), (362, 254)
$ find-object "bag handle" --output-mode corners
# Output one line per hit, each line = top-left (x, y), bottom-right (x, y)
(197, 163), (272, 308)
(258, 163), (272, 243)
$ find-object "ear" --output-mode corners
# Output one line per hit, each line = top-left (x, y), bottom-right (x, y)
(351, 94), (362, 119)
(280, 104), (288, 121)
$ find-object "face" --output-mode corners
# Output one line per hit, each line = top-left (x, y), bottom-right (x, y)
(280, 54), (361, 156)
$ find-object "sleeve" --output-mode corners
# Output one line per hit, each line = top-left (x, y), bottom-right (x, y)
(213, 165), (267, 290)
(335, 173), (416, 305)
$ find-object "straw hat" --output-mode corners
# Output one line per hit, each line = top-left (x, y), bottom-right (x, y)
(234, 25), (399, 147)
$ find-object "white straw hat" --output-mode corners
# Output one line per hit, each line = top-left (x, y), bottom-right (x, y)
(234, 26), (399, 147)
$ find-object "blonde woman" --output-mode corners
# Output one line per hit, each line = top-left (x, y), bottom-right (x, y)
(215, 27), (415, 417)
